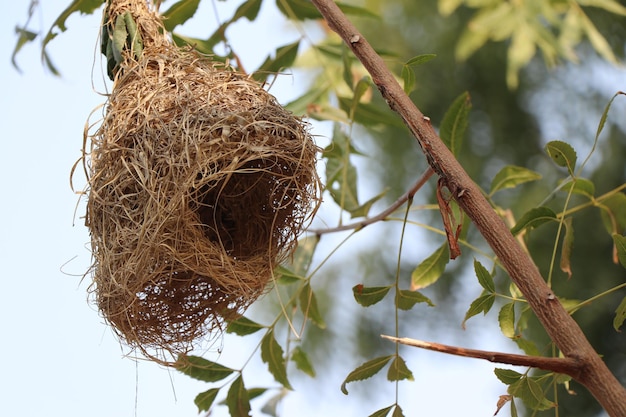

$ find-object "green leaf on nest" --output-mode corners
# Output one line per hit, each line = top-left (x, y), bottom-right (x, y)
(162, 0), (201, 31)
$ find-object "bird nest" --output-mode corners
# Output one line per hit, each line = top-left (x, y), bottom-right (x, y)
(84, 1), (320, 360)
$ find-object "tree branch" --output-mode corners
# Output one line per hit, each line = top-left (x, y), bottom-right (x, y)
(309, 167), (434, 235)
(381, 335), (581, 375)
(310, 0), (626, 414)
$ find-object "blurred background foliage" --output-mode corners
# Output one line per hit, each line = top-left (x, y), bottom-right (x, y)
(16, 0), (626, 415)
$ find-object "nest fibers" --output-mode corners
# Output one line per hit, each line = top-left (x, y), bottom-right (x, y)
(85, 1), (320, 360)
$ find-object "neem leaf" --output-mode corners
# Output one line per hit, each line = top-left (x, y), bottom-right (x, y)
(232, 0), (263, 21)
(613, 295), (626, 331)
(509, 377), (556, 411)
(299, 283), (326, 329)
(498, 302), (516, 339)
(368, 405), (394, 417)
(261, 330), (292, 390)
(194, 388), (220, 412)
(462, 293), (495, 329)
(353, 285), (391, 307)
(599, 193), (626, 235)
(387, 356), (414, 382)
(161, 0), (200, 31)
(613, 234), (626, 269)
(510, 207), (557, 235)
(411, 243), (450, 290)
(43, 0), (103, 49)
(545, 140), (577, 174)
(395, 289), (434, 310)
(226, 316), (266, 336)
(560, 218), (574, 279)
(11, 27), (37, 72)
(291, 346), (316, 377)
(440, 91), (471, 157)
(474, 259), (495, 293)
(341, 355), (393, 394)
(494, 368), (523, 385)
(255, 40), (300, 82)
(175, 355), (235, 382)
(559, 178), (595, 198)
(490, 165), (542, 196)
(226, 375), (251, 417)
(392, 404), (406, 417)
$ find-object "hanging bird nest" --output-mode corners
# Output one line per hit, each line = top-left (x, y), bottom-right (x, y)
(85, 0), (321, 360)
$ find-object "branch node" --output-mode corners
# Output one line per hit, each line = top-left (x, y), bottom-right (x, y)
(350, 34), (360, 44)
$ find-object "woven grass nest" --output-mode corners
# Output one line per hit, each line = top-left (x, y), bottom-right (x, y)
(85, 0), (320, 359)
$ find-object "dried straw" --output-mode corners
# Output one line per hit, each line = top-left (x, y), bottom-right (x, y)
(85, 0), (320, 360)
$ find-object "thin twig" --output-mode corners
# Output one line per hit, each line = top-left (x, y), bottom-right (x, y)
(381, 335), (581, 376)
(310, 167), (434, 235)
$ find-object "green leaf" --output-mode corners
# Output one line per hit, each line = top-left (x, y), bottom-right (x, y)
(255, 40), (301, 82)
(299, 283), (326, 329)
(439, 0), (464, 16)
(392, 404), (405, 417)
(232, 0), (263, 21)
(402, 54), (436, 94)
(175, 355), (235, 382)
(474, 259), (495, 293)
(111, 13), (128, 66)
(291, 346), (316, 377)
(194, 388), (220, 412)
(509, 377), (556, 411)
(462, 293), (495, 328)
(172, 33), (220, 55)
(341, 355), (393, 394)
(560, 218), (574, 279)
(274, 265), (304, 285)
(342, 46), (354, 90)
(494, 368), (523, 385)
(162, 0), (201, 31)
(276, 0), (322, 20)
(396, 289), (434, 310)
(490, 165), (542, 195)
(348, 189), (387, 219)
(559, 178), (595, 198)
(402, 65), (415, 94)
(11, 27), (37, 72)
(226, 375), (251, 417)
(613, 296), (626, 331)
(43, 0), (103, 50)
(261, 330), (292, 390)
(498, 302), (516, 338)
(545, 140), (577, 174)
(338, 96), (404, 127)
(337, 2), (380, 18)
(613, 234), (626, 269)
(510, 207), (557, 235)
(227, 316), (266, 336)
(247, 387), (268, 401)
(368, 405), (394, 417)
(290, 235), (319, 277)
(411, 243), (450, 290)
(440, 91), (472, 157)
(353, 285), (391, 307)
(579, 0), (626, 15)
(387, 356), (414, 382)
(514, 337), (541, 356)
(599, 193), (626, 235)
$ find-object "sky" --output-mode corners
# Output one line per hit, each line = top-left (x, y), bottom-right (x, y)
(5, 2), (620, 417)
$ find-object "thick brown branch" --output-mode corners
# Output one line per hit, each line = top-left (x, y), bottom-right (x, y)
(310, 167), (434, 235)
(310, 0), (626, 415)
(381, 335), (581, 375)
